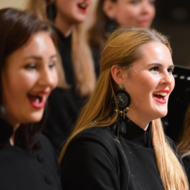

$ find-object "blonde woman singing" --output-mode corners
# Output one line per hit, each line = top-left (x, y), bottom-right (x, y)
(60, 27), (189, 190)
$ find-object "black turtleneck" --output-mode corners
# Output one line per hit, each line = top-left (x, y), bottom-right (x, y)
(60, 118), (180, 190)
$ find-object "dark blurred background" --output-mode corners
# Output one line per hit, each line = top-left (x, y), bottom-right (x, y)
(153, 0), (190, 68)
(153, 0), (190, 143)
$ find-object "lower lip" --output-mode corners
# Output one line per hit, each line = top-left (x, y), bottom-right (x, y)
(78, 6), (87, 14)
(28, 96), (46, 109)
(154, 96), (166, 104)
(137, 22), (150, 28)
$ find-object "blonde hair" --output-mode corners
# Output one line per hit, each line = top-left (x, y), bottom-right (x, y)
(177, 105), (190, 158)
(60, 27), (189, 190)
(25, 0), (96, 96)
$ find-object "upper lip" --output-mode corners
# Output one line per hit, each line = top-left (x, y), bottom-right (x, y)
(154, 89), (170, 94)
(78, 2), (89, 7)
(138, 19), (151, 24)
(28, 91), (51, 95)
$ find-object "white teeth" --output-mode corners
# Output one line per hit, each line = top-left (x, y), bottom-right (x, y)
(154, 92), (167, 96)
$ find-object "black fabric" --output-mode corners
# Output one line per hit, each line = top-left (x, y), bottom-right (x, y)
(182, 156), (190, 183)
(0, 118), (62, 190)
(0, 117), (13, 144)
(60, 118), (171, 190)
(44, 28), (86, 154)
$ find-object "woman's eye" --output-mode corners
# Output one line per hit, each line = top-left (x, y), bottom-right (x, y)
(150, 66), (159, 73)
(168, 67), (174, 74)
(25, 63), (36, 70)
(49, 62), (55, 69)
(130, 0), (139, 5)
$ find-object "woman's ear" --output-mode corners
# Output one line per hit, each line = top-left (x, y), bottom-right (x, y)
(103, 0), (116, 19)
(111, 65), (126, 86)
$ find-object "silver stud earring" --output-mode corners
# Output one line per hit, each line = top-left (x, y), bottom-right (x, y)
(119, 83), (124, 89)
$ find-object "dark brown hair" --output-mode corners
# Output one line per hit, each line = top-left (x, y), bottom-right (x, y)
(0, 8), (53, 149)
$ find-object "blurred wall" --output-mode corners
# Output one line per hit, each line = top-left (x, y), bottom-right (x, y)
(153, 0), (190, 68)
(0, 0), (27, 9)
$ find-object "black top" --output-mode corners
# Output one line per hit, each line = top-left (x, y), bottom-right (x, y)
(44, 29), (86, 153)
(60, 118), (176, 190)
(182, 155), (190, 183)
(0, 118), (62, 190)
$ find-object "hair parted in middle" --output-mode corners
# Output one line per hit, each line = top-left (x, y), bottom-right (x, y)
(60, 27), (189, 190)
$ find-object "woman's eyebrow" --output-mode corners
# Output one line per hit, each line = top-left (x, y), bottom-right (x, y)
(147, 62), (175, 68)
(24, 56), (42, 60)
(24, 54), (57, 60)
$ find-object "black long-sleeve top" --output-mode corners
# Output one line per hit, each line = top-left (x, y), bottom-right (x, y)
(60, 118), (179, 190)
(0, 118), (62, 190)
(44, 29), (86, 153)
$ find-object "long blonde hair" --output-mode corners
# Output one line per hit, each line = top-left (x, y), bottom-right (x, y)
(177, 105), (190, 158)
(60, 27), (189, 190)
(25, 0), (96, 97)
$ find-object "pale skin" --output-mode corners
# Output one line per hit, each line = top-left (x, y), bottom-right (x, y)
(2, 32), (58, 145)
(103, 0), (155, 28)
(111, 42), (175, 130)
(54, 0), (93, 36)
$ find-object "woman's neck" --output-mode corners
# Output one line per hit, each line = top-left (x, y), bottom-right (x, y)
(54, 14), (74, 37)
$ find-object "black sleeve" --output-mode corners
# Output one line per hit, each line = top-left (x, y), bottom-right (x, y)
(60, 134), (120, 190)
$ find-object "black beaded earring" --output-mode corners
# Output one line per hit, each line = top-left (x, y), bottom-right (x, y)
(115, 84), (131, 119)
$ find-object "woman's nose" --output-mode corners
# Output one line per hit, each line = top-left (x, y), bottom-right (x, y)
(160, 72), (173, 86)
(141, 1), (155, 15)
(38, 67), (58, 89)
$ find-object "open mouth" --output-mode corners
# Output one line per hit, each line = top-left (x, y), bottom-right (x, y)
(28, 94), (46, 109)
(153, 92), (167, 104)
(138, 21), (150, 27)
(78, 3), (88, 13)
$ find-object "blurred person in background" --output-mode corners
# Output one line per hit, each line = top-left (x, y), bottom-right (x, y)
(88, 0), (156, 76)
(0, 8), (62, 190)
(26, 0), (96, 154)
(177, 104), (190, 183)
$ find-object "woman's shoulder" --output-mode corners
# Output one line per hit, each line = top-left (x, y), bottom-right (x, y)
(65, 126), (119, 159)
(71, 126), (117, 146)
(61, 126), (122, 189)
(38, 134), (57, 156)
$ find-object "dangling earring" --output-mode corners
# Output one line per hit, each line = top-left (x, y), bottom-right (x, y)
(115, 83), (131, 119)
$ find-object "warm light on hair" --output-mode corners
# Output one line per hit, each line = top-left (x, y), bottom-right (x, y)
(60, 27), (189, 190)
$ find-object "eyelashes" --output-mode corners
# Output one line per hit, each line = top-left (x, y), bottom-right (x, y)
(25, 62), (56, 70)
(149, 66), (174, 74)
(25, 63), (36, 70)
